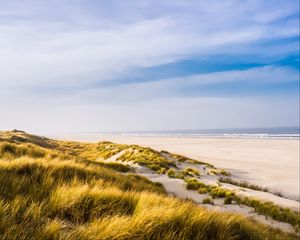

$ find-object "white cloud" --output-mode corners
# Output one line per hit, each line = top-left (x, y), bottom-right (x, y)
(0, 0), (299, 132)
(0, 0), (298, 89)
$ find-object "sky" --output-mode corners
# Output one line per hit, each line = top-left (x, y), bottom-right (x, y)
(0, 0), (299, 134)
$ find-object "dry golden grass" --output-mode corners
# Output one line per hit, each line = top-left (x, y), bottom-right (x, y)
(0, 130), (298, 239)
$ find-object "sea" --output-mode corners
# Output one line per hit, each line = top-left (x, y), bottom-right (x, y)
(100, 127), (300, 139)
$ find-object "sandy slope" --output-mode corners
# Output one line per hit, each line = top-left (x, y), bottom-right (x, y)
(102, 151), (298, 232)
(74, 135), (299, 201)
(139, 173), (294, 232)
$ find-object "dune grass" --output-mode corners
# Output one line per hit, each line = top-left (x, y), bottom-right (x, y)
(0, 158), (296, 240)
(183, 167), (200, 176)
(235, 197), (300, 228)
(202, 197), (214, 205)
(117, 146), (176, 171)
(166, 168), (196, 179)
(184, 178), (300, 228)
(218, 177), (269, 192)
(209, 168), (230, 176)
(0, 130), (298, 239)
(161, 150), (215, 167)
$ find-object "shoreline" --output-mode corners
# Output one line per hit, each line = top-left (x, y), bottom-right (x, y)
(51, 132), (300, 141)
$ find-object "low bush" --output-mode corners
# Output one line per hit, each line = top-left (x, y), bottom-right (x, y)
(157, 167), (167, 174)
(210, 188), (235, 199)
(148, 164), (161, 172)
(198, 188), (208, 194)
(203, 197), (214, 205)
(167, 168), (176, 177)
(224, 195), (234, 204)
(185, 178), (206, 190)
(183, 167), (200, 176)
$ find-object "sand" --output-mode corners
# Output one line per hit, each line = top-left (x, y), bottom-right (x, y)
(101, 150), (298, 232)
(137, 173), (295, 232)
(61, 134), (300, 201)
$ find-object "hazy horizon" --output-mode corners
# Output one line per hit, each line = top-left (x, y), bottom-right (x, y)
(1, 0), (299, 133)
(5, 126), (298, 137)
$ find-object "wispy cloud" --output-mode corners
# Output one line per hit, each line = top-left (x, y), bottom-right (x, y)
(50, 66), (298, 103)
(0, 0), (298, 88)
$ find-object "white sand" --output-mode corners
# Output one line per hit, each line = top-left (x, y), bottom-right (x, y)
(64, 134), (300, 201)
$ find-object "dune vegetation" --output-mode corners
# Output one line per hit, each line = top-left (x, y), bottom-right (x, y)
(0, 130), (298, 239)
(218, 177), (269, 192)
(185, 178), (300, 228)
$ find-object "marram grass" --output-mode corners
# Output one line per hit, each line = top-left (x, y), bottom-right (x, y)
(0, 130), (298, 239)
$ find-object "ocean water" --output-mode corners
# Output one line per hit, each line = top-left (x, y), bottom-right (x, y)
(108, 127), (300, 139)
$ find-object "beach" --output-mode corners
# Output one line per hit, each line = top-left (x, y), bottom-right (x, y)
(59, 134), (300, 201)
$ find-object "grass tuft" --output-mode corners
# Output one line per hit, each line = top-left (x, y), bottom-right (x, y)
(203, 197), (214, 205)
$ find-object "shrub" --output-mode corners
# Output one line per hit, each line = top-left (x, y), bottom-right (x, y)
(185, 178), (206, 190)
(210, 188), (234, 199)
(157, 167), (167, 174)
(148, 164), (161, 172)
(224, 195), (234, 204)
(198, 188), (208, 194)
(203, 197), (214, 205)
(167, 168), (176, 178)
(183, 167), (200, 176)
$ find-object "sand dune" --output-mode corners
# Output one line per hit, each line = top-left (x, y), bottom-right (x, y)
(63, 134), (299, 201)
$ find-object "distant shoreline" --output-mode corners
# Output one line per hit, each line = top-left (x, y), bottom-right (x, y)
(52, 126), (300, 141)
(53, 133), (300, 141)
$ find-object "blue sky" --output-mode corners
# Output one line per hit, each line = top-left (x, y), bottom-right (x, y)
(0, 0), (299, 133)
